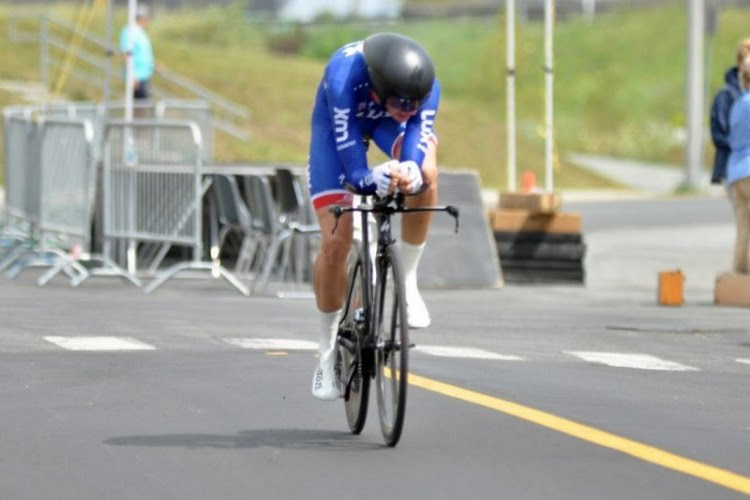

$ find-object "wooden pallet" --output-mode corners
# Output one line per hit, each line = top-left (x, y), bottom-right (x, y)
(490, 192), (585, 284)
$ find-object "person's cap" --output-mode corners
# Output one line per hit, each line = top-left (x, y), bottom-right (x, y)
(136, 5), (150, 19)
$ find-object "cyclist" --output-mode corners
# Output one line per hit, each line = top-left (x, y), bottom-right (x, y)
(307, 32), (441, 400)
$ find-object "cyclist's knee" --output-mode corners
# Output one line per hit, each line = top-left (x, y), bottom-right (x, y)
(316, 213), (353, 266)
(422, 166), (438, 191)
(320, 233), (352, 264)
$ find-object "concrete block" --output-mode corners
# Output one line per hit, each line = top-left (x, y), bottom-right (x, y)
(396, 170), (503, 288)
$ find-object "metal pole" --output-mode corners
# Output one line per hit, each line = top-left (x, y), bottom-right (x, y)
(104, 0), (113, 103)
(685, 0), (705, 190)
(125, 0), (136, 123)
(506, 0), (517, 191)
(582, 0), (595, 22)
(40, 15), (49, 91)
(125, 0), (137, 274)
(544, 0), (555, 192)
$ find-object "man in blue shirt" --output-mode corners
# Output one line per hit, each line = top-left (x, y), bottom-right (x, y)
(727, 55), (750, 273)
(710, 38), (750, 185)
(307, 33), (441, 400)
(120, 5), (154, 100)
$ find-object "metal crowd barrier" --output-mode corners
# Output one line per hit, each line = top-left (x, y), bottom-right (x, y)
(1, 101), (247, 293)
(0, 109), (43, 271)
(0, 114), (135, 285)
(102, 119), (248, 295)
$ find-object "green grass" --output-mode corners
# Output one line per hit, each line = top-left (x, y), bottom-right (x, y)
(1, 2), (748, 191)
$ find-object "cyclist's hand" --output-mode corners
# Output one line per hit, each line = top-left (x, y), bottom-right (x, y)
(397, 160), (423, 194)
(370, 160), (401, 197)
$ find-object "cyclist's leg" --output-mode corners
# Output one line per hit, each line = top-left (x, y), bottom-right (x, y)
(400, 138), (438, 243)
(308, 114), (355, 400)
(380, 132), (438, 328)
(312, 207), (353, 313)
(400, 140), (438, 328)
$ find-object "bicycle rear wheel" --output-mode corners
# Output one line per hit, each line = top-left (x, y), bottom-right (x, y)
(374, 245), (408, 447)
(338, 247), (370, 434)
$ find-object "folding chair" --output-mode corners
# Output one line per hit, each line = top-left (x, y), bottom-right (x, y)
(211, 174), (264, 276)
(244, 172), (320, 295)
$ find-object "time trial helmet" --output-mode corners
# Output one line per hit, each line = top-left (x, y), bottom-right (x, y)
(363, 33), (435, 113)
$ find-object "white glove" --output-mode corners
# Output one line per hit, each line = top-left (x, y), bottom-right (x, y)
(399, 160), (423, 193)
(369, 160), (399, 197)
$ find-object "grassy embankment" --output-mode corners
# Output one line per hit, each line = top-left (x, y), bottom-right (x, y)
(0, 2), (748, 190)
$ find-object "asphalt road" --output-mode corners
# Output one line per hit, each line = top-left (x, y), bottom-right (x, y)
(1, 196), (749, 499)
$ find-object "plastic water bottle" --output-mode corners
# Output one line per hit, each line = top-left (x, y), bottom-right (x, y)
(125, 133), (138, 166)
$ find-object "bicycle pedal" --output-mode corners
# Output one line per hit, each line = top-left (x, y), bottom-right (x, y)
(408, 343), (416, 349)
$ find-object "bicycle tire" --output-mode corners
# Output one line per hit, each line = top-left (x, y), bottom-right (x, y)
(338, 247), (370, 434)
(374, 245), (408, 447)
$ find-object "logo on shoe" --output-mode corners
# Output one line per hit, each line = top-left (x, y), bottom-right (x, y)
(314, 367), (324, 390)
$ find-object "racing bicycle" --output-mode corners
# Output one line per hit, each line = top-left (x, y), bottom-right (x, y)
(330, 190), (458, 446)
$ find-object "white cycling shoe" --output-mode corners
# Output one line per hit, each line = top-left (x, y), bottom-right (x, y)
(311, 351), (340, 401)
(406, 290), (431, 329)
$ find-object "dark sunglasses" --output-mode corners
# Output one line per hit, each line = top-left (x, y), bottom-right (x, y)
(385, 95), (428, 112)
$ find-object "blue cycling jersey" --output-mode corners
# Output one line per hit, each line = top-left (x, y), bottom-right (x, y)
(308, 40), (440, 209)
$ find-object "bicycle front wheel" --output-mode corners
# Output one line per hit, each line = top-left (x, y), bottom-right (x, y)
(374, 245), (408, 447)
(339, 247), (370, 434)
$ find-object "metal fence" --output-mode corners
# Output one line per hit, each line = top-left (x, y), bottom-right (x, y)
(3, 109), (40, 226)
(103, 120), (203, 250)
(102, 119), (248, 295)
(0, 112), (137, 285)
(38, 119), (95, 241)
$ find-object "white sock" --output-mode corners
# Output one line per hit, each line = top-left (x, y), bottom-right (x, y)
(318, 309), (343, 357)
(399, 241), (425, 300)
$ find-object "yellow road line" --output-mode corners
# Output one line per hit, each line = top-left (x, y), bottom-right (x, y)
(408, 372), (750, 496)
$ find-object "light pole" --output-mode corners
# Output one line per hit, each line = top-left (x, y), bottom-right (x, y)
(506, 0), (517, 191)
(684, 0), (705, 191)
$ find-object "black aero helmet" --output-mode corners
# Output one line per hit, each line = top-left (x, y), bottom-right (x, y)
(363, 33), (435, 112)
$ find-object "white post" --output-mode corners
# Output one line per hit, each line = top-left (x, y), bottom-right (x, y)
(506, 0), (517, 191)
(104, 0), (113, 103)
(685, 0), (704, 190)
(125, 0), (136, 122)
(582, 0), (595, 22)
(544, 0), (555, 192)
(125, 0), (137, 274)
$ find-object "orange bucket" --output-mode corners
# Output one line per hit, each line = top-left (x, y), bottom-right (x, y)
(658, 270), (684, 306)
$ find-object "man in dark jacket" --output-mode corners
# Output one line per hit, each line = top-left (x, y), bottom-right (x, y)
(710, 38), (750, 185)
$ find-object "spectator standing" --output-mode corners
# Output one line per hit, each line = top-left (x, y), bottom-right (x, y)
(726, 55), (750, 273)
(120, 4), (154, 100)
(709, 38), (750, 185)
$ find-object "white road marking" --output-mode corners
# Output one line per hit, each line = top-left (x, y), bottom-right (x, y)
(44, 336), (156, 351)
(736, 358), (750, 365)
(414, 345), (523, 361)
(565, 351), (699, 371)
(224, 338), (318, 351)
